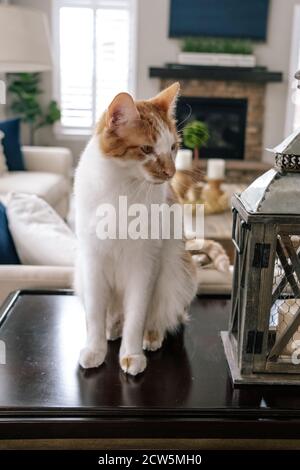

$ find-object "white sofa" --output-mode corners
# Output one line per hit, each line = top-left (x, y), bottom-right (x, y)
(0, 144), (233, 305)
(0, 146), (72, 218)
(0, 145), (74, 304)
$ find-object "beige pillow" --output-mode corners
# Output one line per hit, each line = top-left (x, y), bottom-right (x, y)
(0, 130), (7, 175)
(6, 193), (76, 266)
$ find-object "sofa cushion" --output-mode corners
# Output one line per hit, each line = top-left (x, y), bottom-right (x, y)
(0, 202), (20, 264)
(0, 118), (25, 171)
(0, 171), (69, 208)
(5, 193), (76, 266)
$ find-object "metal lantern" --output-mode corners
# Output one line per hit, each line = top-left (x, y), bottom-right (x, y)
(222, 128), (300, 385)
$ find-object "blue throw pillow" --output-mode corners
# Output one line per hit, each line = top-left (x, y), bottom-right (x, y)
(0, 203), (20, 264)
(0, 118), (25, 171)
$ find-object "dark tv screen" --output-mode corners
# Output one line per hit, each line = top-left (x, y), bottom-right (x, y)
(169, 0), (270, 40)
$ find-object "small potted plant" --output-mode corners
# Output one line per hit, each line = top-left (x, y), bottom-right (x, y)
(183, 120), (209, 161)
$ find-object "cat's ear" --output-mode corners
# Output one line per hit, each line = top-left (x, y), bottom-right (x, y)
(151, 82), (180, 117)
(106, 92), (140, 129)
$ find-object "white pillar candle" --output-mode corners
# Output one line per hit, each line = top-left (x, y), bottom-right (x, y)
(175, 149), (193, 171)
(207, 159), (225, 180)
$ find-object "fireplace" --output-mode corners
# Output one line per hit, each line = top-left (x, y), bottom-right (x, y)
(176, 96), (248, 160)
(152, 72), (281, 161)
(150, 65), (283, 179)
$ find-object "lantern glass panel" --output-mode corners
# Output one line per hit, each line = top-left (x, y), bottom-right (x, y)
(267, 233), (300, 367)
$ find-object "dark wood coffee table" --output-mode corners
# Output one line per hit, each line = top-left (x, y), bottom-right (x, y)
(1, 290), (300, 440)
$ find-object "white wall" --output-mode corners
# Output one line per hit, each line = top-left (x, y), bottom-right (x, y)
(11, 0), (300, 162)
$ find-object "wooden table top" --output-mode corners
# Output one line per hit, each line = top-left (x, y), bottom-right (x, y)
(1, 291), (300, 440)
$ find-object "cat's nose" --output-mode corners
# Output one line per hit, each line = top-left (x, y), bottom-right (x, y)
(162, 159), (176, 179)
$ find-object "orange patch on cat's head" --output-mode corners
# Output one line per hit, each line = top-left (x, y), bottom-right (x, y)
(97, 83), (181, 183)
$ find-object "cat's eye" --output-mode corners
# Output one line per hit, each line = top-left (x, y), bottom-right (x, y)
(171, 143), (177, 152)
(141, 145), (154, 155)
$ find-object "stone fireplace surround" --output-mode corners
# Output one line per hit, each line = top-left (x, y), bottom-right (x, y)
(150, 65), (283, 182)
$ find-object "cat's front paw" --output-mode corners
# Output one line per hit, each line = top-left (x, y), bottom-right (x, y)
(143, 330), (163, 351)
(120, 354), (147, 376)
(79, 347), (106, 369)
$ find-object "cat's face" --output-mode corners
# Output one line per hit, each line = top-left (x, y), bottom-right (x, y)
(98, 83), (180, 183)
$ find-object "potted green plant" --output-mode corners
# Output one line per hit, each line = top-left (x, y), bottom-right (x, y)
(179, 37), (255, 68)
(183, 120), (209, 160)
(8, 73), (61, 145)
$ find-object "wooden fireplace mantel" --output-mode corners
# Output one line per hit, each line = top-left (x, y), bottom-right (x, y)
(149, 65), (283, 83)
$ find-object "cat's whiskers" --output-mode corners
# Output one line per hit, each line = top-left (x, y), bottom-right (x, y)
(145, 180), (154, 205)
(177, 104), (193, 131)
(128, 178), (148, 204)
(127, 178), (142, 203)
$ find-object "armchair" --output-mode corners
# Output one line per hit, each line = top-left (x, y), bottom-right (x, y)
(0, 146), (73, 218)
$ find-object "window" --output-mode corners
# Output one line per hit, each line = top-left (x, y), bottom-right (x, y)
(53, 0), (136, 135)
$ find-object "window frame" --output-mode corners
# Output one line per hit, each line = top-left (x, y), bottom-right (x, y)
(52, 0), (137, 138)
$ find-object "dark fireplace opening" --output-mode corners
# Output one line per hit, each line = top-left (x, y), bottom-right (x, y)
(176, 96), (248, 160)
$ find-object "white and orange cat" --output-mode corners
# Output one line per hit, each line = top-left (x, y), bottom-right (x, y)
(74, 83), (198, 375)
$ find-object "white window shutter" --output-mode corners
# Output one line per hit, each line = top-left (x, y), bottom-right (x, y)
(59, 6), (94, 129)
(96, 7), (130, 119)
